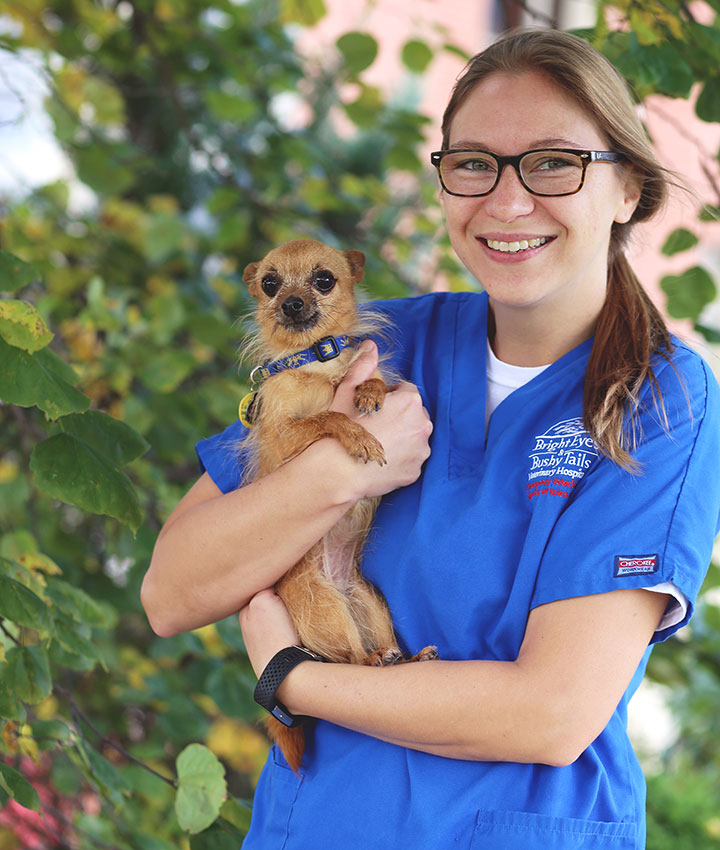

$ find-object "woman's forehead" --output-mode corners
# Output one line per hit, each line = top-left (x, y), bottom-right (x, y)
(447, 71), (606, 151)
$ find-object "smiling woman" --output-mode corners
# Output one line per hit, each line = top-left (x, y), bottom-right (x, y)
(142, 29), (720, 850)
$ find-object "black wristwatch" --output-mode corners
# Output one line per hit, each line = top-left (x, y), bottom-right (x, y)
(253, 645), (326, 727)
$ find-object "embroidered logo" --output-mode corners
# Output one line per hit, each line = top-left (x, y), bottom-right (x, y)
(526, 417), (598, 501)
(614, 555), (659, 577)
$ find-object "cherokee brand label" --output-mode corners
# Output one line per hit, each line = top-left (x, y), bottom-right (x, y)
(614, 554), (659, 577)
(526, 417), (599, 501)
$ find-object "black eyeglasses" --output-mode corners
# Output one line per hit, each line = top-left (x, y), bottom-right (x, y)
(430, 148), (624, 197)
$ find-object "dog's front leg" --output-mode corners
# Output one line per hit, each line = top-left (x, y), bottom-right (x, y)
(280, 411), (386, 465)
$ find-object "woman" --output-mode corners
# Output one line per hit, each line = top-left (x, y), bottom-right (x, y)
(142, 29), (720, 849)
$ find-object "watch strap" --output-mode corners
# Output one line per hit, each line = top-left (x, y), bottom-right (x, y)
(253, 645), (325, 727)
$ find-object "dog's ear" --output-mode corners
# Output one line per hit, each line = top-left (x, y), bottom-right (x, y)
(343, 249), (365, 284)
(242, 262), (260, 297)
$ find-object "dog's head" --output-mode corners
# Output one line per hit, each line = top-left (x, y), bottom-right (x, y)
(242, 239), (365, 351)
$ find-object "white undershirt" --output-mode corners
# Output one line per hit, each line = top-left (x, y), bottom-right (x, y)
(485, 340), (687, 634)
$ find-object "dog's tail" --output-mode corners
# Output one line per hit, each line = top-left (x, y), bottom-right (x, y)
(266, 717), (305, 775)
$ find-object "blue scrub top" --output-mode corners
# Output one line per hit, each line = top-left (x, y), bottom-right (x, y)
(196, 291), (720, 850)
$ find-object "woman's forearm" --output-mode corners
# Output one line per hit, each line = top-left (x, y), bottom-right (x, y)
(278, 656), (568, 765)
(261, 589), (667, 767)
(142, 440), (359, 636)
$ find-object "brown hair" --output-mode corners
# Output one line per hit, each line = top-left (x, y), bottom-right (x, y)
(442, 29), (675, 470)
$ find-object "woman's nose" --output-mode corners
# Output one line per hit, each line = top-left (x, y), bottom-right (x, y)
(483, 165), (535, 220)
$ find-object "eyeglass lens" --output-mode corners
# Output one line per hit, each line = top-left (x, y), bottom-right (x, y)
(439, 150), (585, 196)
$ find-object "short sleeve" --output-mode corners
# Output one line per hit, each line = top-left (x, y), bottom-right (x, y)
(195, 418), (249, 494)
(531, 345), (720, 643)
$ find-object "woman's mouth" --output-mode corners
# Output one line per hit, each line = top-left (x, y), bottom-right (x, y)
(483, 236), (549, 254)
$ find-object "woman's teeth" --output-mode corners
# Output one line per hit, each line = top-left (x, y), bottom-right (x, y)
(486, 237), (547, 253)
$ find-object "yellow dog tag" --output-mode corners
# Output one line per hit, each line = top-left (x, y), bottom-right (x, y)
(238, 391), (258, 427)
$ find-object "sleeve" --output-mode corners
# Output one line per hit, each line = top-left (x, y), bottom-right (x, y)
(195, 418), (249, 495)
(531, 345), (720, 643)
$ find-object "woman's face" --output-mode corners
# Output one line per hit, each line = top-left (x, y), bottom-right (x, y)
(442, 70), (640, 336)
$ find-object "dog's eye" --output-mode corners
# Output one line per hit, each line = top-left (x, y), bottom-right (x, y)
(313, 270), (336, 293)
(261, 275), (280, 297)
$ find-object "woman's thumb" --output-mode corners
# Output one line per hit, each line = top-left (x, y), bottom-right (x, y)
(331, 340), (379, 409)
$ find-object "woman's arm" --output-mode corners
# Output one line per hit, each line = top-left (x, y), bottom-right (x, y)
(141, 342), (433, 637)
(239, 586), (668, 766)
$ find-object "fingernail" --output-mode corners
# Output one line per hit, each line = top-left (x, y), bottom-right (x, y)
(359, 339), (374, 352)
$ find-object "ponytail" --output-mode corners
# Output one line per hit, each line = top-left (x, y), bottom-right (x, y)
(584, 253), (674, 471)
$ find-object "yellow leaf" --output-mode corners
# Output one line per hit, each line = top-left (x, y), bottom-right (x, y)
(18, 726), (40, 763)
(0, 300), (54, 353)
(0, 459), (18, 484)
(193, 624), (227, 658)
(18, 551), (63, 576)
(2, 723), (18, 754)
(0, 644), (5, 664)
(206, 717), (269, 779)
(34, 695), (59, 720)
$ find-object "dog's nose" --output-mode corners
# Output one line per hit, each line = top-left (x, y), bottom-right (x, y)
(282, 296), (305, 317)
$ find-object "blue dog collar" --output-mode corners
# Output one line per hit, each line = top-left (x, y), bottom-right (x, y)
(250, 335), (351, 387)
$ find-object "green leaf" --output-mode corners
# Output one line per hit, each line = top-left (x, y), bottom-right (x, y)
(0, 300), (54, 353)
(190, 822), (246, 850)
(59, 410), (149, 466)
(138, 350), (196, 393)
(661, 228), (699, 257)
(0, 337), (90, 419)
(44, 580), (112, 628)
(696, 77), (720, 123)
(53, 616), (101, 664)
(0, 575), (53, 632)
(280, 0), (326, 26)
(343, 84), (384, 128)
(175, 743), (227, 834)
(0, 664), (27, 722)
(83, 745), (131, 795)
(660, 266), (718, 320)
(6, 644), (52, 704)
(219, 796), (252, 833)
(0, 251), (39, 292)
(0, 762), (41, 812)
(401, 39), (434, 73)
(75, 145), (136, 195)
(143, 213), (187, 264)
(206, 663), (259, 721)
(336, 32), (378, 76)
(30, 433), (143, 533)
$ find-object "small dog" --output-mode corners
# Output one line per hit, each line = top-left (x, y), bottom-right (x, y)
(241, 239), (437, 772)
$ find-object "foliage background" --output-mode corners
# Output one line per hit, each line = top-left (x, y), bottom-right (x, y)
(0, 0), (719, 847)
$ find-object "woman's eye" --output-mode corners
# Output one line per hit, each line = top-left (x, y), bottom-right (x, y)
(536, 157), (574, 171)
(261, 277), (280, 297)
(456, 158), (492, 172)
(313, 271), (336, 293)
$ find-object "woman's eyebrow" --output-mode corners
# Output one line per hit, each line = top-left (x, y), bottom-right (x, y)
(448, 137), (583, 151)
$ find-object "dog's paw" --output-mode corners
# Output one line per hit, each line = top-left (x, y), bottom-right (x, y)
(354, 378), (386, 416)
(363, 647), (404, 667)
(350, 434), (386, 466)
(410, 645), (439, 662)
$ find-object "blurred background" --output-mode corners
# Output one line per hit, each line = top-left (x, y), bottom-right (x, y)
(0, 1), (719, 847)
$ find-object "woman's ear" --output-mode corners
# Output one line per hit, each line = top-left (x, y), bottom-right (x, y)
(614, 166), (642, 225)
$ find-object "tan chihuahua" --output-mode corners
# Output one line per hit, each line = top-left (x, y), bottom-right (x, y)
(241, 239), (436, 772)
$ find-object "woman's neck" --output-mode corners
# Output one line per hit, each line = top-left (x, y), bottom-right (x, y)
(488, 301), (598, 367)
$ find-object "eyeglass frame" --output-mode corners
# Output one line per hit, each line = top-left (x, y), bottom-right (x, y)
(429, 148), (625, 198)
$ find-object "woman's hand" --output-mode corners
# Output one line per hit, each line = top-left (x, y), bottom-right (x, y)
(239, 589), (299, 678)
(329, 340), (433, 500)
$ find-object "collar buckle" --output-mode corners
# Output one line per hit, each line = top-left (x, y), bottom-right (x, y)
(312, 336), (342, 362)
